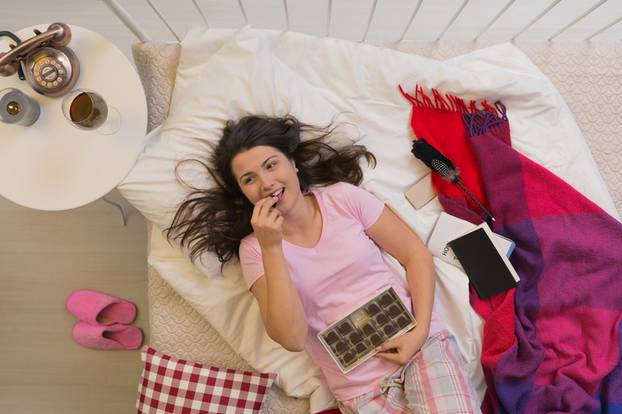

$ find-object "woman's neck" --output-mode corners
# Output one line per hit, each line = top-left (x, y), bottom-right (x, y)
(281, 192), (318, 239)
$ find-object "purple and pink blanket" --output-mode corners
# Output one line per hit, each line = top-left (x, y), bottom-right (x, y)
(401, 86), (622, 413)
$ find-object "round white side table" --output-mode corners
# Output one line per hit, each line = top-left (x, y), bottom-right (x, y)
(0, 24), (147, 213)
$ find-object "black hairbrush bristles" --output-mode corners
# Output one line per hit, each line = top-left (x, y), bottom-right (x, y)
(411, 138), (495, 223)
(411, 138), (459, 182)
(430, 159), (459, 183)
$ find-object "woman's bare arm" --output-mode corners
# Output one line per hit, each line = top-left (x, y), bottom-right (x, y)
(250, 246), (308, 352)
(367, 205), (435, 364)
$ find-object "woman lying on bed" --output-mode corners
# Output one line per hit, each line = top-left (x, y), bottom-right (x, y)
(167, 115), (477, 413)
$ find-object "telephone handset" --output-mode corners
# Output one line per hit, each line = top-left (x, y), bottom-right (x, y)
(0, 23), (80, 97)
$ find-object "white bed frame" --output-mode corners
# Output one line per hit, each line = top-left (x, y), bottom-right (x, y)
(102, 0), (620, 45)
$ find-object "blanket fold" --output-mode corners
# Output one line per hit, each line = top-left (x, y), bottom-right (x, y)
(402, 85), (622, 413)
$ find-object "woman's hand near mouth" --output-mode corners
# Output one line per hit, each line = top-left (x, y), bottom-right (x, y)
(251, 196), (284, 249)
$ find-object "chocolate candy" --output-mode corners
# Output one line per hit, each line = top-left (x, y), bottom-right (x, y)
(326, 331), (339, 343)
(380, 293), (394, 307)
(342, 351), (356, 364)
(396, 315), (410, 329)
(338, 322), (354, 335)
(366, 303), (381, 315)
(376, 313), (388, 325)
(383, 324), (397, 336)
(370, 334), (383, 346)
(349, 332), (363, 343)
(387, 304), (401, 317)
(362, 324), (375, 336)
(334, 340), (347, 354)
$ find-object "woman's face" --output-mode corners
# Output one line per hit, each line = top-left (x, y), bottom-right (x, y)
(231, 145), (300, 212)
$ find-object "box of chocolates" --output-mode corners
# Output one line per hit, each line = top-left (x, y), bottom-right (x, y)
(317, 287), (416, 373)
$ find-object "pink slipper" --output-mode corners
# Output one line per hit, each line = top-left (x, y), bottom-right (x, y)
(65, 289), (136, 325)
(72, 321), (143, 350)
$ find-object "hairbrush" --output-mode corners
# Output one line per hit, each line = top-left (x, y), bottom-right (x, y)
(411, 138), (494, 223)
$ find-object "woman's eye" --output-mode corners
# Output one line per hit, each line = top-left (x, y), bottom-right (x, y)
(266, 161), (277, 170)
(242, 177), (254, 185)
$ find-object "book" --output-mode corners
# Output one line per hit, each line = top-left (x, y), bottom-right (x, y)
(448, 223), (520, 299)
(427, 212), (515, 269)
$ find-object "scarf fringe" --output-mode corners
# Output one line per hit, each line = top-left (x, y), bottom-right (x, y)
(463, 102), (508, 137)
(399, 84), (501, 117)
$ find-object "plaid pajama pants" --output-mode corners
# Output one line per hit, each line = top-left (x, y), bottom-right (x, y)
(338, 330), (477, 414)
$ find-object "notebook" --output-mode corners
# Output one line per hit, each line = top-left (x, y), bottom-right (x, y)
(427, 212), (515, 269)
(449, 223), (520, 299)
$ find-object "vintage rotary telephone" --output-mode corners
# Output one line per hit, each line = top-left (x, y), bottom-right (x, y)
(0, 23), (79, 97)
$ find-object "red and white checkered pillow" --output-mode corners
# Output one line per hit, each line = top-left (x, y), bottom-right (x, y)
(137, 346), (277, 414)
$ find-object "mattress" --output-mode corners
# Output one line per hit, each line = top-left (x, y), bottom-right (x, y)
(132, 39), (622, 413)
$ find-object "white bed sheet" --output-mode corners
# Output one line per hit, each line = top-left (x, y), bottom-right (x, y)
(121, 27), (618, 413)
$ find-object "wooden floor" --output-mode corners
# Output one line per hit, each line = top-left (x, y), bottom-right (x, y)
(0, 190), (149, 414)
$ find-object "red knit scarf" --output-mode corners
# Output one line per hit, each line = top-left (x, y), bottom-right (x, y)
(400, 85), (517, 412)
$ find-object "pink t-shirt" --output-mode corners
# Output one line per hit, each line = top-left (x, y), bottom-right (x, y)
(239, 182), (444, 401)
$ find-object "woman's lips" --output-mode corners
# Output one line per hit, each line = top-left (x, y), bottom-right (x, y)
(267, 188), (285, 206)
(276, 188), (285, 205)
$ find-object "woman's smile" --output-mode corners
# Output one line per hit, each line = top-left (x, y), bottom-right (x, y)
(269, 187), (285, 205)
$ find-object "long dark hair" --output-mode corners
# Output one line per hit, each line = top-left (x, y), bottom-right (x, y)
(166, 114), (376, 264)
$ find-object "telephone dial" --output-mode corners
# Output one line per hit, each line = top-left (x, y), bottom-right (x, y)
(0, 23), (80, 97)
